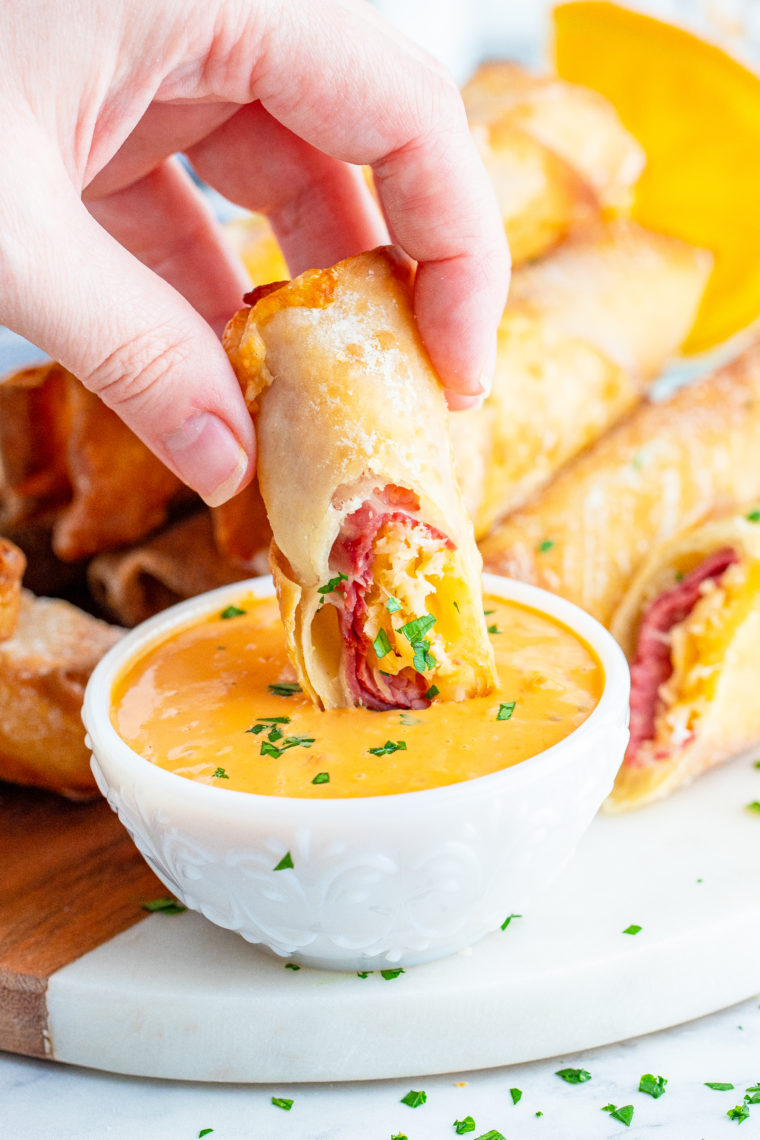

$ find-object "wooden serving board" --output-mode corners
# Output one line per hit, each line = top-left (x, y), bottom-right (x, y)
(0, 783), (161, 1058)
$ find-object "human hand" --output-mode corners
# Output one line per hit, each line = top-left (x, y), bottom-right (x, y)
(0, 0), (509, 504)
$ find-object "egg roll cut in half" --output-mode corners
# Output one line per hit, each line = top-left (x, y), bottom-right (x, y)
(224, 247), (496, 711)
(606, 510), (760, 811)
(451, 221), (711, 536)
(480, 340), (760, 627)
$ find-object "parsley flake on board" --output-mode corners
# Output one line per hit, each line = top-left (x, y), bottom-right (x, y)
(356, 971), (371, 979)
(199, 1131), (214, 1138)
(746, 801), (760, 815)
(220, 604), (246, 619)
(142, 897), (186, 915)
(623, 924), (642, 935)
(639, 1073), (667, 1098)
(386, 596), (402, 613)
(510, 1088), (522, 1104)
(500, 914), (522, 931)
(473, 1132), (505, 1140)
(727, 1104), (751, 1122)
(746, 1091), (760, 1104)
(268, 681), (302, 697)
(212, 767), (229, 779)
(317, 572), (348, 596)
(602, 1104), (634, 1126)
(271, 1097), (293, 1111)
(284, 963), (300, 971)
(556, 1068), (591, 1083)
(453, 1117), (476, 1134)
(368, 740), (407, 757)
(705, 1082), (735, 1091)
(497, 701), (516, 721)
(373, 629), (392, 659)
(312, 772), (330, 785)
(390, 1134), (408, 1140)
(400, 1090), (427, 1108)
(273, 852), (294, 871)
(380, 968), (404, 980)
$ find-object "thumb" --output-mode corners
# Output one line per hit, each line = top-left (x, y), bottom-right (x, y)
(1, 156), (254, 507)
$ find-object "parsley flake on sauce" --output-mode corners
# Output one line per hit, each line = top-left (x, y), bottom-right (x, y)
(747, 509), (760, 523)
(373, 629), (392, 659)
(268, 681), (302, 697)
(500, 914), (522, 931)
(401, 1090), (427, 1108)
(556, 1068), (591, 1084)
(453, 1118), (476, 1134)
(705, 1083), (735, 1091)
(368, 740), (407, 757)
(142, 897), (186, 915)
(602, 1104), (634, 1126)
(400, 712), (421, 726)
(497, 701), (516, 721)
(312, 772), (330, 785)
(212, 767), (229, 779)
(317, 572), (348, 596)
(537, 539), (555, 553)
(727, 1104), (751, 1123)
(220, 604), (246, 619)
(639, 1073), (667, 1098)
(261, 735), (315, 759)
(273, 852), (294, 871)
(623, 924), (642, 935)
(271, 1097), (293, 1111)
(424, 685), (439, 700)
(510, 1088), (522, 1105)
(386, 596), (402, 613)
(487, 624), (501, 635)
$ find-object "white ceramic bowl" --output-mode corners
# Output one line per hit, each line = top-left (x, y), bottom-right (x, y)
(83, 573), (630, 971)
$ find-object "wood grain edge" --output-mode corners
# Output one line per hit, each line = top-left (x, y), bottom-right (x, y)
(0, 969), (48, 1057)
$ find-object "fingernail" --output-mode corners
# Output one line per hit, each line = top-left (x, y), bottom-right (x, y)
(163, 412), (250, 506)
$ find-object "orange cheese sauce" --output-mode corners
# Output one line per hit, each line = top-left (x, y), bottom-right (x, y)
(111, 594), (603, 798)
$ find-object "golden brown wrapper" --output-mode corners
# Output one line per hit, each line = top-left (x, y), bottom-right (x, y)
(88, 511), (260, 627)
(606, 510), (760, 811)
(452, 220), (711, 536)
(0, 591), (122, 798)
(0, 538), (26, 641)
(210, 476), (273, 572)
(224, 247), (496, 710)
(480, 339), (760, 627)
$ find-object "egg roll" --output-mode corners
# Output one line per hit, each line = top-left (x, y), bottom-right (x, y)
(0, 538), (25, 640)
(607, 509), (760, 810)
(224, 246), (496, 711)
(480, 340), (760, 627)
(452, 221), (711, 536)
(210, 476), (273, 572)
(0, 591), (122, 798)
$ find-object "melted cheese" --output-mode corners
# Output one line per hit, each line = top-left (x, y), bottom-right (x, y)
(111, 593), (603, 798)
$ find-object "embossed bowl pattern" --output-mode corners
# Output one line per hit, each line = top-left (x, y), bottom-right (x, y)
(84, 574), (630, 970)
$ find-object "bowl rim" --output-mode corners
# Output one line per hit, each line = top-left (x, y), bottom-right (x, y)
(83, 572), (630, 817)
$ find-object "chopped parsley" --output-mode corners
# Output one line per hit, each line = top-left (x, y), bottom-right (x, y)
(453, 1117), (476, 1134)
(400, 1089), (427, 1108)
(284, 963), (300, 971)
(602, 1104), (634, 1126)
(556, 1068), (591, 1084)
(747, 509), (760, 523)
(472, 1132), (505, 1140)
(483, 609), (495, 616)
(317, 572), (348, 596)
(746, 1084), (760, 1094)
(537, 539), (555, 553)
(497, 702), (516, 721)
(368, 740), (407, 757)
(400, 712), (421, 726)
(746, 801), (760, 815)
(356, 971), (371, 979)
(727, 1104), (750, 1123)
(453, 600), (461, 612)
(373, 629), (392, 658)
(261, 735), (315, 759)
(705, 1083), (735, 1091)
(424, 685), (439, 700)
(509, 1088), (522, 1104)
(312, 772), (330, 785)
(386, 596), (402, 613)
(399, 614), (436, 642)
(268, 681), (302, 697)
(500, 914), (522, 931)
(746, 1091), (760, 1104)
(212, 767), (229, 779)
(220, 604), (246, 619)
(487, 624), (501, 634)
(273, 852), (294, 871)
(639, 1073), (667, 1098)
(271, 1097), (293, 1111)
(623, 924), (642, 935)
(380, 968), (404, 980)
(198, 1131), (214, 1138)
(390, 1135), (408, 1140)
(142, 897), (186, 915)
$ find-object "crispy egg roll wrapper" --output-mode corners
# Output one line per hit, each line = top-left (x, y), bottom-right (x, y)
(480, 341), (760, 627)
(0, 363), (71, 530)
(224, 247), (496, 711)
(88, 511), (260, 627)
(452, 221), (711, 536)
(0, 538), (26, 640)
(210, 476), (273, 571)
(606, 511), (760, 811)
(0, 591), (122, 798)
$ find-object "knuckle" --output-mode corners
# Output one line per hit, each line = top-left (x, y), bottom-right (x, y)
(82, 325), (191, 414)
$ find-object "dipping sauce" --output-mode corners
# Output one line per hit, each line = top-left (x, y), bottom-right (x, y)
(111, 593), (603, 798)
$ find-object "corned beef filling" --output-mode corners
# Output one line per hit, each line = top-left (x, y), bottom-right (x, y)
(328, 487), (451, 711)
(625, 547), (738, 765)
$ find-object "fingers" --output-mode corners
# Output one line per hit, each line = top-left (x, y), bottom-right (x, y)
(0, 139), (254, 506)
(86, 156), (248, 336)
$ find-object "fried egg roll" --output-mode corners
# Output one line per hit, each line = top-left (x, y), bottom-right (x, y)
(480, 340), (760, 627)
(224, 247), (496, 711)
(0, 538), (25, 640)
(452, 221), (711, 536)
(606, 509), (760, 810)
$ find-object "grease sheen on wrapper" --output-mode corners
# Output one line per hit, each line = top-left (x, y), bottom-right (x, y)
(224, 247), (496, 711)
